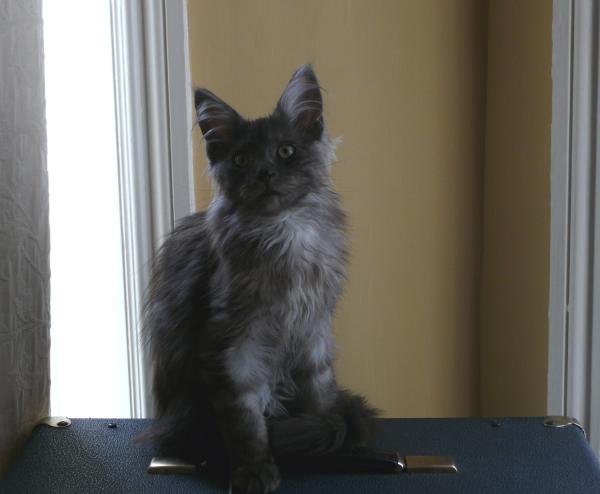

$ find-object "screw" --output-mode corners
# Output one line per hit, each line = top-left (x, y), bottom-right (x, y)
(108, 422), (117, 429)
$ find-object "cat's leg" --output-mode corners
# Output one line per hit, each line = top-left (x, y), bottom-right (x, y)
(214, 331), (281, 493)
(292, 357), (338, 414)
(295, 361), (378, 446)
(270, 332), (378, 457)
(300, 328), (379, 446)
(270, 369), (378, 457)
(213, 389), (281, 493)
(291, 328), (338, 413)
(268, 360), (346, 456)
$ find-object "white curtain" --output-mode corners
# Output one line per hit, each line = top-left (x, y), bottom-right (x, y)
(0, 0), (50, 476)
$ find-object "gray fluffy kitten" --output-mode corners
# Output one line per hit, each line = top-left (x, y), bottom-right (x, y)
(144, 65), (378, 493)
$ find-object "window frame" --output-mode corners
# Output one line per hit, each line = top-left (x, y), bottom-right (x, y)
(548, 0), (600, 454)
(110, 0), (194, 418)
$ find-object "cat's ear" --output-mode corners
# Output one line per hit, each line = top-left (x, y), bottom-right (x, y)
(194, 88), (240, 146)
(275, 64), (324, 139)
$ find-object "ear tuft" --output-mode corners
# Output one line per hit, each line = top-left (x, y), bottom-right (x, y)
(194, 88), (240, 144)
(276, 64), (324, 139)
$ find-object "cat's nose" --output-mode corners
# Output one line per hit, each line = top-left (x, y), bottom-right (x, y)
(256, 169), (276, 184)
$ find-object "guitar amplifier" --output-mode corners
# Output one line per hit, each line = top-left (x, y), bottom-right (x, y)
(2, 417), (600, 493)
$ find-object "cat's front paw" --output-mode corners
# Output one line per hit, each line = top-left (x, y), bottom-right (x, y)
(232, 459), (281, 493)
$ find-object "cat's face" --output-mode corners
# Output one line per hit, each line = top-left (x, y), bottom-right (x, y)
(195, 65), (330, 215)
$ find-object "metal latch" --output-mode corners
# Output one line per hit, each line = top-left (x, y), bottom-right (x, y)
(38, 416), (72, 428)
(404, 456), (458, 473)
(543, 416), (586, 438)
(147, 457), (199, 474)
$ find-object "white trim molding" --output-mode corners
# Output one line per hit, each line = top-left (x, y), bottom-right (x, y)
(110, 0), (193, 418)
(164, 0), (196, 218)
(549, 0), (600, 454)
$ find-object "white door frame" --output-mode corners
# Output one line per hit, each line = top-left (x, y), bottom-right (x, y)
(110, 0), (194, 418)
(548, 0), (600, 454)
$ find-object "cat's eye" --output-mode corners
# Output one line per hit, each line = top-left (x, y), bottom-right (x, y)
(277, 144), (295, 160)
(233, 153), (248, 167)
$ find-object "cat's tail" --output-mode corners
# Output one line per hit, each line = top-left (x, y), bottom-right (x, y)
(269, 390), (379, 457)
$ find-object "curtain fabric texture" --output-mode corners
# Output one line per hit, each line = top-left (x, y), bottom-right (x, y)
(0, 0), (50, 476)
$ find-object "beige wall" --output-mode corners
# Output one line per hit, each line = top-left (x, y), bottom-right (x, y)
(188, 0), (487, 417)
(479, 0), (552, 416)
